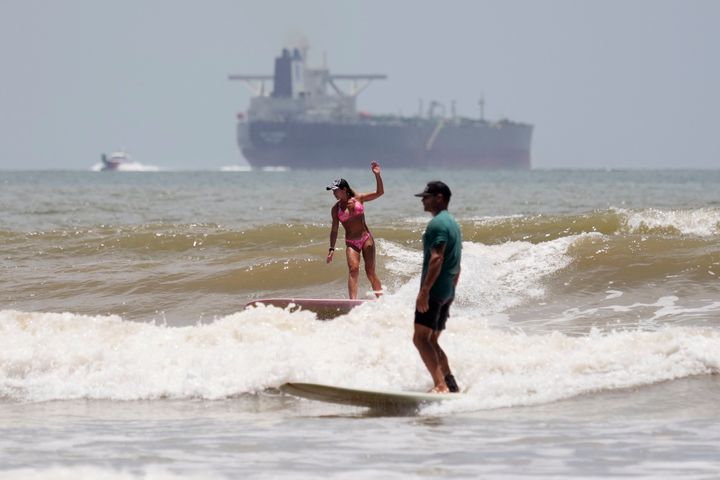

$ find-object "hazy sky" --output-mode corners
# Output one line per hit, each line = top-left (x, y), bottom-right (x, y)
(1, 0), (718, 170)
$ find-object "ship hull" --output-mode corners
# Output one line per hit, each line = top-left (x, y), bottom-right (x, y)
(238, 120), (532, 169)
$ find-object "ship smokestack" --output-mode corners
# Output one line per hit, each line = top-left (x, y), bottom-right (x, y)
(272, 49), (292, 97)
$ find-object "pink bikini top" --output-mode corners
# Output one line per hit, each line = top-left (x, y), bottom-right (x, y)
(337, 200), (365, 223)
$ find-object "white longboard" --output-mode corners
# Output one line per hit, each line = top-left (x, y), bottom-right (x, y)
(281, 382), (463, 408)
(245, 298), (370, 319)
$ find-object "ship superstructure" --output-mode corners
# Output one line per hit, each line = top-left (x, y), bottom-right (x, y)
(229, 48), (532, 169)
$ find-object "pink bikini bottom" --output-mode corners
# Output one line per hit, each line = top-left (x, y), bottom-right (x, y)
(345, 231), (372, 251)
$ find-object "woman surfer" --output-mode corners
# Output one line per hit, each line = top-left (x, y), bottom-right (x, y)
(326, 161), (384, 299)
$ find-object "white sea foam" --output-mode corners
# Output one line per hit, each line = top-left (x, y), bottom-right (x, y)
(620, 207), (720, 236)
(2, 233), (717, 409)
(605, 289), (623, 300)
(383, 235), (580, 317)
(469, 214), (525, 224)
(219, 165), (252, 172)
(376, 239), (422, 278)
(1, 306), (718, 411)
(423, 324), (720, 414)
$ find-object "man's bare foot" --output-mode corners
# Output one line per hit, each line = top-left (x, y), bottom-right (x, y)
(429, 386), (449, 394)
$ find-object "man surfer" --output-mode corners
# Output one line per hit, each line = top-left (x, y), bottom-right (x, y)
(413, 181), (462, 393)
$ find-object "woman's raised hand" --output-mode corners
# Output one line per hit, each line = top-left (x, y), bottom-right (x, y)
(370, 161), (381, 175)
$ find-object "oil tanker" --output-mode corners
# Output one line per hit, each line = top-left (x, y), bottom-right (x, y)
(229, 48), (532, 169)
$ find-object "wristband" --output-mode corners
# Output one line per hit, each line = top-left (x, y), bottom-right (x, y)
(329, 247), (335, 251)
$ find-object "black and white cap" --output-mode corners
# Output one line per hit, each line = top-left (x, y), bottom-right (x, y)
(326, 178), (350, 191)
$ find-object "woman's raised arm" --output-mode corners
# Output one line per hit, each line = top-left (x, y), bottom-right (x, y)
(357, 161), (384, 202)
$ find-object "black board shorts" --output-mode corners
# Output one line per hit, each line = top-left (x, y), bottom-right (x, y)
(415, 296), (453, 332)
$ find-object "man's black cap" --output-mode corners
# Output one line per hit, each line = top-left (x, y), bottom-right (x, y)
(414, 181), (451, 198)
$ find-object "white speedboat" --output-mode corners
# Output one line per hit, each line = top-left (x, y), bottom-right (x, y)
(101, 151), (131, 171)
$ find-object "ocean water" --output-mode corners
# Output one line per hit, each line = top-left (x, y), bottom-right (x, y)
(1, 169), (719, 479)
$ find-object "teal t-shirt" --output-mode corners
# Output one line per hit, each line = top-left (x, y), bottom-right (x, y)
(421, 209), (462, 301)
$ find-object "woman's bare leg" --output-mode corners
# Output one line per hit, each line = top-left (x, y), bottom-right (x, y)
(362, 240), (382, 297)
(345, 247), (361, 299)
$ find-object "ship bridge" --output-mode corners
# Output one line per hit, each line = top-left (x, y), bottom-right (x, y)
(229, 48), (386, 122)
